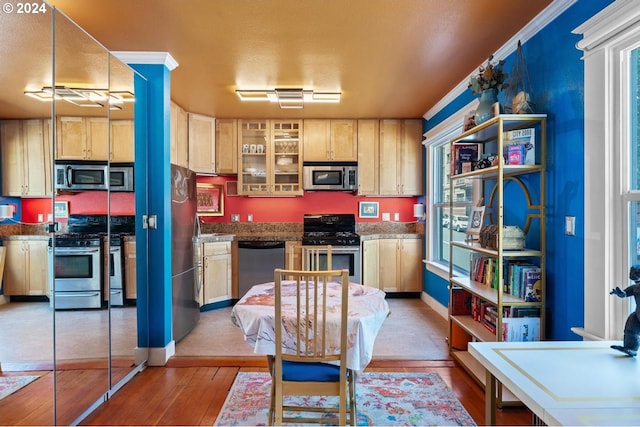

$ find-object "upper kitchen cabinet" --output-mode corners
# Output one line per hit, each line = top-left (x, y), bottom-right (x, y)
(56, 116), (109, 160)
(110, 119), (134, 162)
(188, 113), (216, 174)
(215, 119), (238, 174)
(356, 119), (380, 195)
(303, 119), (357, 162)
(378, 119), (423, 196)
(170, 101), (188, 168)
(238, 119), (303, 196)
(1, 119), (52, 197)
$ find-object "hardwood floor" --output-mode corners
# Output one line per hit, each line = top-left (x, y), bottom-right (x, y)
(73, 357), (533, 426)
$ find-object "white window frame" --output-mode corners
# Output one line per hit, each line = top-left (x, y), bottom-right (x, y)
(574, 0), (640, 340)
(423, 100), (478, 280)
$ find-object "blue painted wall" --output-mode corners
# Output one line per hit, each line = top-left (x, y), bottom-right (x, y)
(423, 0), (614, 340)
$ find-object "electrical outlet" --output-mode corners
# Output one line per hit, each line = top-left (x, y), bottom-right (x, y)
(394, 212), (400, 221)
(37, 213), (44, 223)
(382, 212), (390, 221)
(231, 214), (240, 223)
(247, 214), (253, 223)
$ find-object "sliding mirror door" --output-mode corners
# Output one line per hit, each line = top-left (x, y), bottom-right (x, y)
(108, 54), (145, 388)
(0, 6), (54, 426)
(52, 9), (110, 425)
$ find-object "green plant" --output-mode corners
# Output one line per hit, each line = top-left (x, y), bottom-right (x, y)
(468, 55), (509, 95)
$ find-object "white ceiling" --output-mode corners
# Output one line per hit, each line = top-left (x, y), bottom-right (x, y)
(3, 1), (552, 120)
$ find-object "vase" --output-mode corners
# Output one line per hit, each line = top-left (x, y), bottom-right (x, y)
(474, 88), (499, 125)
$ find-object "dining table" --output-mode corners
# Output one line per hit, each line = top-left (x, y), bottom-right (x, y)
(231, 280), (390, 372)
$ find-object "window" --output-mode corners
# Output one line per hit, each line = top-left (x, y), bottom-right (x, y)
(424, 102), (479, 278)
(575, 1), (640, 340)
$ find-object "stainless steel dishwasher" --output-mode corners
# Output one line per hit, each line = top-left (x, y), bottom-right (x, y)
(237, 240), (286, 298)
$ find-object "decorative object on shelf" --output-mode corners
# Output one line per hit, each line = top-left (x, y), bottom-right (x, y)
(54, 201), (69, 218)
(609, 264), (640, 357)
(477, 153), (498, 169)
(468, 55), (508, 125)
(506, 41), (535, 114)
(466, 205), (485, 239)
(479, 224), (499, 249)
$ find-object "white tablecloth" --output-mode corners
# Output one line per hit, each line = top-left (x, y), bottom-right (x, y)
(231, 281), (389, 371)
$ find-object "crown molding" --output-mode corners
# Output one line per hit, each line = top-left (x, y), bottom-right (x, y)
(112, 51), (179, 71)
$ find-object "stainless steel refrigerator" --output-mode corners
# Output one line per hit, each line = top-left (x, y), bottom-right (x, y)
(171, 163), (201, 343)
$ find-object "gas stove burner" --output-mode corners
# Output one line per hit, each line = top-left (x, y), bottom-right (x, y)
(302, 213), (360, 246)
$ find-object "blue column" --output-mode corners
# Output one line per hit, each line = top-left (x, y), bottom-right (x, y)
(130, 62), (173, 351)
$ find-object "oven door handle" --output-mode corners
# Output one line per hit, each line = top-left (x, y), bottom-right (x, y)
(55, 292), (101, 297)
(54, 248), (100, 254)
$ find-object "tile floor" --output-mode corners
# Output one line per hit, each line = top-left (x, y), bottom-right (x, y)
(0, 298), (449, 364)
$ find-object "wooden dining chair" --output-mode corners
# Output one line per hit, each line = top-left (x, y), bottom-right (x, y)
(268, 268), (355, 426)
(302, 245), (332, 271)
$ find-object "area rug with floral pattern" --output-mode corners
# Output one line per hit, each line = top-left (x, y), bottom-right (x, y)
(214, 371), (476, 426)
(0, 375), (39, 400)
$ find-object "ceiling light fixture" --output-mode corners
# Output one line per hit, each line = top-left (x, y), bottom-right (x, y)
(236, 88), (341, 109)
(24, 86), (134, 109)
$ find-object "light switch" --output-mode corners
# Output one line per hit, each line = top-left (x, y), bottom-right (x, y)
(382, 212), (390, 221)
(231, 214), (240, 223)
(565, 216), (575, 236)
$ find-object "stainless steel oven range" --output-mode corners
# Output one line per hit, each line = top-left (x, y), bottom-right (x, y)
(302, 213), (361, 283)
(49, 234), (103, 309)
(49, 214), (135, 310)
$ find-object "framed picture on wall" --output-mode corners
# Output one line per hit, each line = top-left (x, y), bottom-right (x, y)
(54, 201), (69, 218)
(196, 183), (224, 216)
(359, 201), (379, 218)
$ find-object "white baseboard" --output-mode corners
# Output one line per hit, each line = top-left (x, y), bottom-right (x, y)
(147, 341), (175, 366)
(420, 291), (448, 320)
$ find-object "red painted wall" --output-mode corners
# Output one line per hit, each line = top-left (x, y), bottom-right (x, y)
(18, 176), (419, 224)
(197, 175), (420, 223)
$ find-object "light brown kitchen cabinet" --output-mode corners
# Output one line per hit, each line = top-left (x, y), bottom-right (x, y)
(3, 240), (49, 296)
(356, 120), (380, 195)
(303, 119), (357, 162)
(215, 119), (237, 174)
(365, 237), (422, 292)
(238, 120), (303, 196)
(124, 240), (136, 300)
(110, 119), (134, 162)
(378, 119), (423, 196)
(1, 119), (52, 197)
(56, 116), (109, 160)
(170, 101), (189, 168)
(188, 113), (216, 174)
(202, 241), (232, 304)
(361, 239), (379, 288)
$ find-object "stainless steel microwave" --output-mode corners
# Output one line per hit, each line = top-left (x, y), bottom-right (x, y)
(55, 161), (134, 192)
(303, 162), (358, 191)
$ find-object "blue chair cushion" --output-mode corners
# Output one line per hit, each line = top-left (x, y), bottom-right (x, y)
(282, 360), (342, 382)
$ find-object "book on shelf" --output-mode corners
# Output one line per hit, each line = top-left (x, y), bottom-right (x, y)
(501, 316), (540, 342)
(451, 288), (472, 315)
(503, 128), (535, 165)
(451, 143), (481, 175)
(523, 268), (542, 302)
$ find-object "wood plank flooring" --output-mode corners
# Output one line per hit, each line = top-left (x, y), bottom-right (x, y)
(74, 358), (533, 426)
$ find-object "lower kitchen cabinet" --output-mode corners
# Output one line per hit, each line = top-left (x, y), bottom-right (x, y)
(124, 240), (136, 300)
(202, 241), (232, 304)
(362, 237), (422, 292)
(3, 240), (49, 296)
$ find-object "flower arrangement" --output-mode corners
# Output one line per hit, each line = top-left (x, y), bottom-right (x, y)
(468, 55), (509, 96)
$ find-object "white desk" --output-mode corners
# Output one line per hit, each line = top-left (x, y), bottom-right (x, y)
(469, 341), (640, 426)
(231, 281), (389, 371)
